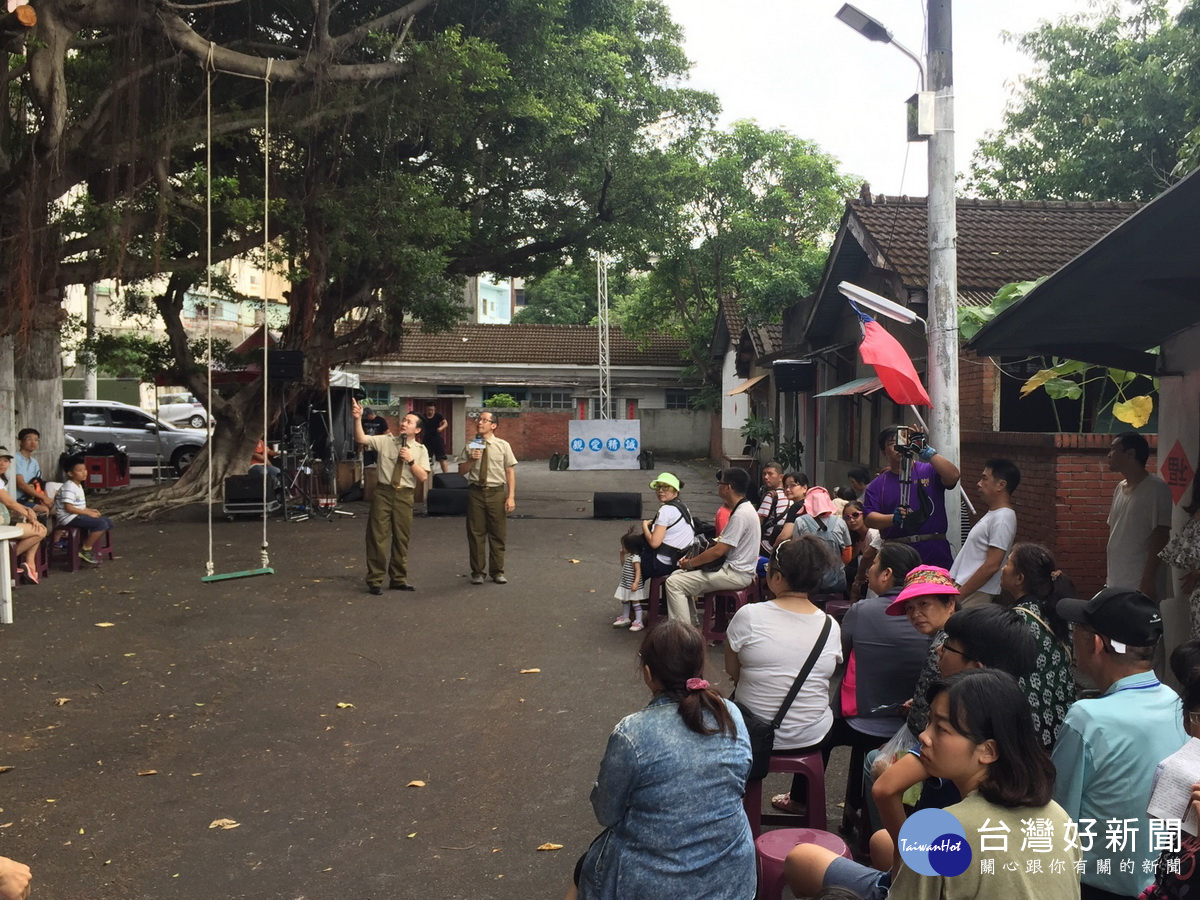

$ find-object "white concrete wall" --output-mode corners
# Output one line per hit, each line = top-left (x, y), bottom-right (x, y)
(720, 350), (745, 458)
(1156, 323), (1200, 681)
(638, 409), (711, 457)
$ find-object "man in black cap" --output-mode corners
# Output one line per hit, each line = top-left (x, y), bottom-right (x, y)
(1051, 587), (1188, 900)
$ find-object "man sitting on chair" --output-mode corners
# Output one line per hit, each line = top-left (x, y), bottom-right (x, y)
(664, 467), (759, 623)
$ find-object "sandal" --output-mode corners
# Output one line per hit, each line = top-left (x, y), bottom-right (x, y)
(19, 563), (39, 585)
(770, 792), (807, 815)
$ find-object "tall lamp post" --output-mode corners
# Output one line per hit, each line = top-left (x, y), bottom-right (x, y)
(836, 1), (960, 546)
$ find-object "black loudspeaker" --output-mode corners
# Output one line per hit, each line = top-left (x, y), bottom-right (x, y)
(225, 474), (274, 503)
(267, 350), (304, 381)
(773, 359), (817, 393)
(426, 488), (469, 516)
(432, 472), (469, 490)
(593, 492), (643, 519)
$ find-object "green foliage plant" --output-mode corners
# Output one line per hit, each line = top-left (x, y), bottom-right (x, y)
(960, 281), (1158, 431)
(482, 393), (521, 409)
(968, 0), (1200, 201)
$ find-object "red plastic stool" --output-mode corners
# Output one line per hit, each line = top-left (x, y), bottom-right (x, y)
(700, 580), (758, 642)
(644, 576), (670, 627)
(49, 524), (114, 572)
(755, 828), (852, 900)
(743, 750), (827, 837)
(10, 538), (49, 587)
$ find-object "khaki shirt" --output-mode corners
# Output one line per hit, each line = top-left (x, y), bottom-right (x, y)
(364, 434), (429, 489)
(458, 435), (518, 488)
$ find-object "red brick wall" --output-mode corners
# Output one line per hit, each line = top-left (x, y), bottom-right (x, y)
(460, 410), (573, 461)
(958, 351), (997, 433)
(962, 431), (1158, 596)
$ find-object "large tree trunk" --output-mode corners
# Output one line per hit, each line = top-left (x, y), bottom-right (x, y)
(101, 383), (265, 520)
(13, 325), (66, 475)
(0, 337), (14, 448)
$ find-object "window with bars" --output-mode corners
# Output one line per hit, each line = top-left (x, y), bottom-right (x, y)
(664, 389), (694, 410)
(530, 390), (573, 409)
(362, 383), (390, 406)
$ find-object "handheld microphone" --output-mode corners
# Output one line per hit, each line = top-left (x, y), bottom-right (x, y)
(400, 434), (408, 449)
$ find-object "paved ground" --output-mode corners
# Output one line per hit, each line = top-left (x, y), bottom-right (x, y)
(0, 458), (844, 899)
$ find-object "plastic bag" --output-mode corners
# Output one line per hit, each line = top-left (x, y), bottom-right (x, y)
(869, 722), (921, 781)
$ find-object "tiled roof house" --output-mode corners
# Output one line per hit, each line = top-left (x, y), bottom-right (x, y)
(346, 322), (702, 458)
(781, 194), (1142, 487)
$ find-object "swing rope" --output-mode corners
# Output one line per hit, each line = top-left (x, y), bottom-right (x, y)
(201, 50), (275, 583)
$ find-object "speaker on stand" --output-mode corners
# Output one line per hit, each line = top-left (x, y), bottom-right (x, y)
(772, 359), (817, 393)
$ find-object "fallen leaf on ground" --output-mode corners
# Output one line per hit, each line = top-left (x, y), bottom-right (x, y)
(54, 698), (70, 706)
(335, 702), (355, 709)
(406, 780), (426, 788)
(568, 559), (580, 564)
(0, 824), (11, 829)
(137, 770), (158, 776)
(94, 622), (115, 628)
(519, 668), (541, 674)
(537, 843), (564, 851)
(408, 833), (417, 838)
(0, 767), (12, 774)
(208, 818), (240, 829)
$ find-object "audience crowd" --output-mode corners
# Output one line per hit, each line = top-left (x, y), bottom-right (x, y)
(576, 428), (1200, 900)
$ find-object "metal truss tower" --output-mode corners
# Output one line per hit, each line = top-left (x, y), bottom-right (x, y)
(597, 253), (611, 419)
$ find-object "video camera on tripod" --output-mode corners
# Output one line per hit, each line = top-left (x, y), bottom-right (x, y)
(893, 426), (934, 534)
(893, 426), (929, 459)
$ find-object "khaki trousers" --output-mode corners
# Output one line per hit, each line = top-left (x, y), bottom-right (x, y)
(365, 483), (414, 587)
(467, 484), (507, 577)
(664, 564), (754, 623)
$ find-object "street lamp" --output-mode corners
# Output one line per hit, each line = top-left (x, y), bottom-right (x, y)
(837, 281), (925, 330)
(834, 4), (926, 89)
(835, 0), (960, 549)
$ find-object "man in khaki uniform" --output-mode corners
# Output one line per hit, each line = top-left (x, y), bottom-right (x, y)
(353, 399), (430, 595)
(457, 411), (517, 584)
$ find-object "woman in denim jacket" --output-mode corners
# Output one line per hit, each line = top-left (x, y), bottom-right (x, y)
(568, 621), (755, 900)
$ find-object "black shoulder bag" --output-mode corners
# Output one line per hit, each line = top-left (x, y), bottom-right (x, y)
(735, 614), (833, 781)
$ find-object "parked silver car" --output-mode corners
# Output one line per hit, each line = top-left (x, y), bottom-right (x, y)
(64, 399), (206, 475)
(155, 392), (210, 429)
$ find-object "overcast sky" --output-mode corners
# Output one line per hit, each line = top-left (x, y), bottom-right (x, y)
(661, 0), (1095, 196)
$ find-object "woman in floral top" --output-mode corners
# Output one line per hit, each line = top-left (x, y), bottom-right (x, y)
(999, 543), (1076, 749)
(1161, 470), (1200, 639)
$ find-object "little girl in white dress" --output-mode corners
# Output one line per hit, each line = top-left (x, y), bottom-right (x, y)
(613, 530), (650, 633)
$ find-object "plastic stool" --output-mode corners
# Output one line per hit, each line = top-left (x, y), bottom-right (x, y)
(10, 539), (49, 587)
(744, 750), (827, 837)
(700, 580), (758, 642)
(755, 828), (852, 900)
(644, 576), (669, 627)
(49, 524), (114, 572)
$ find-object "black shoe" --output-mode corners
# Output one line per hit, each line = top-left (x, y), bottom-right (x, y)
(368, 585), (383, 595)
(390, 583), (416, 591)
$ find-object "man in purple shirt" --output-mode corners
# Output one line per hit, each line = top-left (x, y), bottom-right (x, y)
(862, 424), (960, 568)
